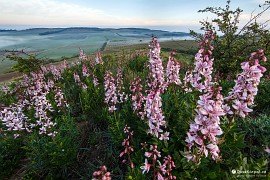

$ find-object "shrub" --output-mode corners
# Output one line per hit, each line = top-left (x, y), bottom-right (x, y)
(127, 55), (148, 72)
(23, 115), (79, 179)
(191, 0), (270, 79)
(0, 135), (24, 179)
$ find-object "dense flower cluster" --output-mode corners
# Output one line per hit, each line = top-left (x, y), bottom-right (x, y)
(79, 49), (87, 61)
(74, 72), (88, 90)
(226, 50), (267, 118)
(40, 60), (68, 80)
(54, 86), (68, 109)
(144, 89), (169, 140)
(92, 166), (111, 180)
(116, 68), (127, 103)
(120, 125), (134, 169)
(80, 49), (103, 87)
(185, 87), (225, 162)
(81, 51), (101, 86)
(82, 63), (90, 77)
(183, 31), (226, 162)
(0, 63), (69, 138)
(48, 64), (63, 80)
(182, 69), (193, 92)
(0, 104), (28, 138)
(104, 71), (118, 112)
(148, 36), (165, 91)
(184, 31), (214, 92)
(80, 53), (101, 87)
(166, 52), (181, 86)
(143, 37), (169, 140)
(1, 84), (10, 94)
(95, 51), (103, 65)
(104, 69), (127, 112)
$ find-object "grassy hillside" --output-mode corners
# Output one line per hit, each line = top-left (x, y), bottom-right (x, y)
(0, 35), (269, 179)
(0, 38), (197, 82)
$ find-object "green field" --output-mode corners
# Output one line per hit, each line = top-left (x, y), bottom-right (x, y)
(0, 28), (193, 75)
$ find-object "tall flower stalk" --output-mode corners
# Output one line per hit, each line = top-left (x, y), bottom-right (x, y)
(184, 31), (225, 162)
(148, 36), (165, 91)
(130, 78), (145, 119)
(141, 144), (175, 179)
(104, 71), (118, 112)
(185, 87), (225, 162)
(79, 49), (87, 61)
(225, 49), (267, 118)
(184, 31), (268, 163)
(120, 125), (134, 169)
(166, 52), (182, 86)
(104, 69), (127, 112)
(95, 51), (103, 65)
(143, 37), (169, 140)
(116, 68), (127, 103)
(183, 31), (215, 92)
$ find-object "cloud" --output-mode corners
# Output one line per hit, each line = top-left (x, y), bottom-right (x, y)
(0, 0), (108, 26)
(252, 0), (268, 4)
(239, 10), (270, 27)
(0, 0), (205, 28)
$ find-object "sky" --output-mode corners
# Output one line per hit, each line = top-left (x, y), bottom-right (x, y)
(0, 0), (269, 32)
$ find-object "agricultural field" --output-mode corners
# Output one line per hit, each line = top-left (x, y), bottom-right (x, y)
(0, 27), (190, 75)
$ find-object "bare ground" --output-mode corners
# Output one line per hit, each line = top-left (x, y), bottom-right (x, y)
(0, 72), (22, 82)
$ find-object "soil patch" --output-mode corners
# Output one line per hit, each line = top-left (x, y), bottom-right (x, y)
(0, 72), (22, 82)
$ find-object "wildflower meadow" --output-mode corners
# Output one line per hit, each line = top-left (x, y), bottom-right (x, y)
(0, 1), (270, 179)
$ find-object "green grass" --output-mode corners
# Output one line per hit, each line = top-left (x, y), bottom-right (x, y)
(0, 60), (16, 74)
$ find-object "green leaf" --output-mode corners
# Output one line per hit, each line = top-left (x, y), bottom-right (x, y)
(207, 172), (217, 179)
(162, 148), (169, 153)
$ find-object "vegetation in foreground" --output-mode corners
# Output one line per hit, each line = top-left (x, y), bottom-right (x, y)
(0, 1), (270, 179)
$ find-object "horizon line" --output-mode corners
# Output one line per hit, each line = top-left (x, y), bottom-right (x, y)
(0, 25), (196, 33)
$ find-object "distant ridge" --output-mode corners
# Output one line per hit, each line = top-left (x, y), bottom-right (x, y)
(0, 29), (17, 32)
(0, 27), (190, 37)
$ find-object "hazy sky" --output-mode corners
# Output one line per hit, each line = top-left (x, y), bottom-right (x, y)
(0, 0), (269, 31)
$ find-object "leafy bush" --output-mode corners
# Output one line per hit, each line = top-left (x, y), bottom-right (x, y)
(191, 0), (270, 79)
(4, 51), (44, 74)
(254, 78), (270, 114)
(23, 115), (79, 179)
(239, 115), (270, 160)
(0, 135), (24, 179)
(127, 55), (148, 72)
